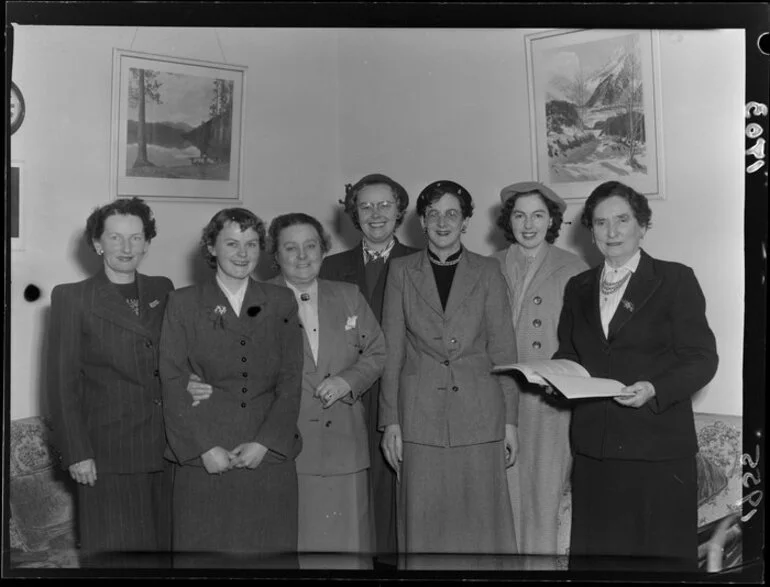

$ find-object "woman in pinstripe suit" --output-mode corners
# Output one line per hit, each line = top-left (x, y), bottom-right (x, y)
(48, 197), (174, 567)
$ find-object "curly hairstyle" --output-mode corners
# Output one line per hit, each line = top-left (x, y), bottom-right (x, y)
(415, 180), (474, 219)
(84, 197), (157, 252)
(340, 174), (410, 231)
(495, 190), (564, 244)
(581, 181), (653, 231)
(266, 212), (332, 259)
(200, 208), (267, 268)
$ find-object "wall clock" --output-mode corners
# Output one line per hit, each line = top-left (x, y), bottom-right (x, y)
(11, 82), (26, 135)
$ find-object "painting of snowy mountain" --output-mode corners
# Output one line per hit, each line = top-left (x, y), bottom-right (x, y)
(526, 30), (662, 199)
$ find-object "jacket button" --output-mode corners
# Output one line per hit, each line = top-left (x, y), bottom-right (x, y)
(325, 421), (331, 428)
(153, 399), (162, 406)
(533, 319), (542, 327)
(240, 340), (246, 346)
(532, 341), (542, 350)
(145, 340), (153, 348)
(533, 296), (542, 305)
(242, 387), (247, 394)
(153, 369), (160, 377)
(452, 386), (459, 392)
(241, 357), (247, 363)
(241, 402), (247, 408)
(443, 360), (450, 366)
(450, 338), (457, 344)
(294, 433), (299, 439)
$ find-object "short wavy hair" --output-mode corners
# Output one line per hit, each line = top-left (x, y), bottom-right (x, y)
(200, 208), (267, 268)
(84, 197), (157, 252)
(340, 174), (410, 231)
(495, 190), (564, 245)
(416, 180), (474, 219)
(580, 181), (652, 231)
(267, 212), (332, 258)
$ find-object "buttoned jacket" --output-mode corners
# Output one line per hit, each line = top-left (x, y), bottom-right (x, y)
(379, 249), (520, 447)
(269, 277), (387, 476)
(160, 277), (304, 467)
(492, 244), (588, 364)
(48, 270), (174, 473)
(554, 250), (719, 460)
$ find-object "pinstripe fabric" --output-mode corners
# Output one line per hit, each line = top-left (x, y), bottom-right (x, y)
(47, 269), (174, 560)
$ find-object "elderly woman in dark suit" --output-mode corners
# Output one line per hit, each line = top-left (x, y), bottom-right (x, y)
(554, 181), (718, 571)
(267, 212), (387, 569)
(48, 197), (174, 567)
(160, 208), (304, 568)
(380, 180), (520, 560)
(492, 181), (588, 558)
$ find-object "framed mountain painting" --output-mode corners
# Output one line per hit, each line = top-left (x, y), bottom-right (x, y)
(525, 29), (665, 200)
(110, 49), (246, 202)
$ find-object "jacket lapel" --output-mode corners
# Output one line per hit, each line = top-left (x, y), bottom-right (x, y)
(608, 250), (661, 340)
(136, 274), (167, 336)
(229, 279), (269, 338)
(444, 250), (482, 318)
(525, 245), (563, 298)
(577, 266), (606, 344)
(405, 250), (443, 317)
(269, 275), (316, 366)
(92, 270), (153, 338)
(315, 280), (339, 376)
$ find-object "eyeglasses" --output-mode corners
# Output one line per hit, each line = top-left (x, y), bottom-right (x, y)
(425, 208), (463, 224)
(357, 200), (396, 215)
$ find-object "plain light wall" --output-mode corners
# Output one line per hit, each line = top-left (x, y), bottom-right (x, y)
(9, 27), (744, 420)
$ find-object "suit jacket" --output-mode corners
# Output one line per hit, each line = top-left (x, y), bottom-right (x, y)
(379, 248), (520, 447)
(160, 277), (304, 467)
(268, 277), (387, 476)
(492, 244), (589, 363)
(554, 249), (719, 460)
(48, 270), (174, 474)
(319, 239), (420, 322)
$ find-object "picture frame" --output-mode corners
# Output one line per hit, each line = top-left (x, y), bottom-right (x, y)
(110, 49), (247, 203)
(10, 160), (24, 251)
(525, 29), (665, 201)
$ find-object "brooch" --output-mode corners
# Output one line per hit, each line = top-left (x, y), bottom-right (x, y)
(345, 315), (358, 331)
(621, 299), (634, 312)
(149, 299), (160, 309)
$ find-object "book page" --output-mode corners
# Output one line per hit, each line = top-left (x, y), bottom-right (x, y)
(541, 374), (632, 399)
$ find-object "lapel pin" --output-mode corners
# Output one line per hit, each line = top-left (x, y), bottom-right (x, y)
(621, 299), (634, 312)
(149, 300), (160, 308)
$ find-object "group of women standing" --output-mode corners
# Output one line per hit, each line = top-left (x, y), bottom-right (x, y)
(48, 176), (717, 573)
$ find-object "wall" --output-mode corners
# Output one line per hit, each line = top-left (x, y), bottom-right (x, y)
(336, 28), (745, 415)
(10, 27), (744, 419)
(10, 26), (343, 418)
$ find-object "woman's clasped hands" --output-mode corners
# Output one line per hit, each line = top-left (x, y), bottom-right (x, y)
(201, 443), (269, 475)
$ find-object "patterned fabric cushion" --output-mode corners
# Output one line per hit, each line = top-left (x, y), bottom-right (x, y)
(9, 417), (76, 554)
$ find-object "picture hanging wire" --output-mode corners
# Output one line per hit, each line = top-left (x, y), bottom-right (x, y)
(214, 29), (228, 64)
(128, 27), (139, 50)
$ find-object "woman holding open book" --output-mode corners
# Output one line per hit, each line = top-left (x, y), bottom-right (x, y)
(554, 181), (718, 572)
(492, 181), (588, 558)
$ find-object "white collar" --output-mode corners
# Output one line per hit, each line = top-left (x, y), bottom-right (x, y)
(603, 249), (642, 276)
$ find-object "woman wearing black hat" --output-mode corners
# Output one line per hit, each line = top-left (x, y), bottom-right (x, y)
(492, 181), (588, 559)
(319, 174), (418, 563)
(379, 180), (519, 561)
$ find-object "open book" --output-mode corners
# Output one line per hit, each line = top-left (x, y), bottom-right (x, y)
(492, 359), (633, 400)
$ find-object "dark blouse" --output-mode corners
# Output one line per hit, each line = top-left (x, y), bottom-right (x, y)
(114, 280), (140, 316)
(428, 247), (462, 310)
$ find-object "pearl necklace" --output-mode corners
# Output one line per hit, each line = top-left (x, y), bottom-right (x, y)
(600, 270), (631, 296)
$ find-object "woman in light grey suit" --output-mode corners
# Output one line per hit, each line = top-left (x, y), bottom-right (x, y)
(380, 180), (520, 560)
(492, 181), (588, 559)
(267, 212), (387, 569)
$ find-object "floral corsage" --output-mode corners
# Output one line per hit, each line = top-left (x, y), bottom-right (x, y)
(210, 305), (227, 329)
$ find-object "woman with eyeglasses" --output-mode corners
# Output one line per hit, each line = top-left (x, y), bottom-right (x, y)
(379, 180), (520, 562)
(319, 174), (418, 564)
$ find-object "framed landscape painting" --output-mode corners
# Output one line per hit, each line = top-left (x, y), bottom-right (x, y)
(525, 29), (665, 200)
(110, 49), (246, 202)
